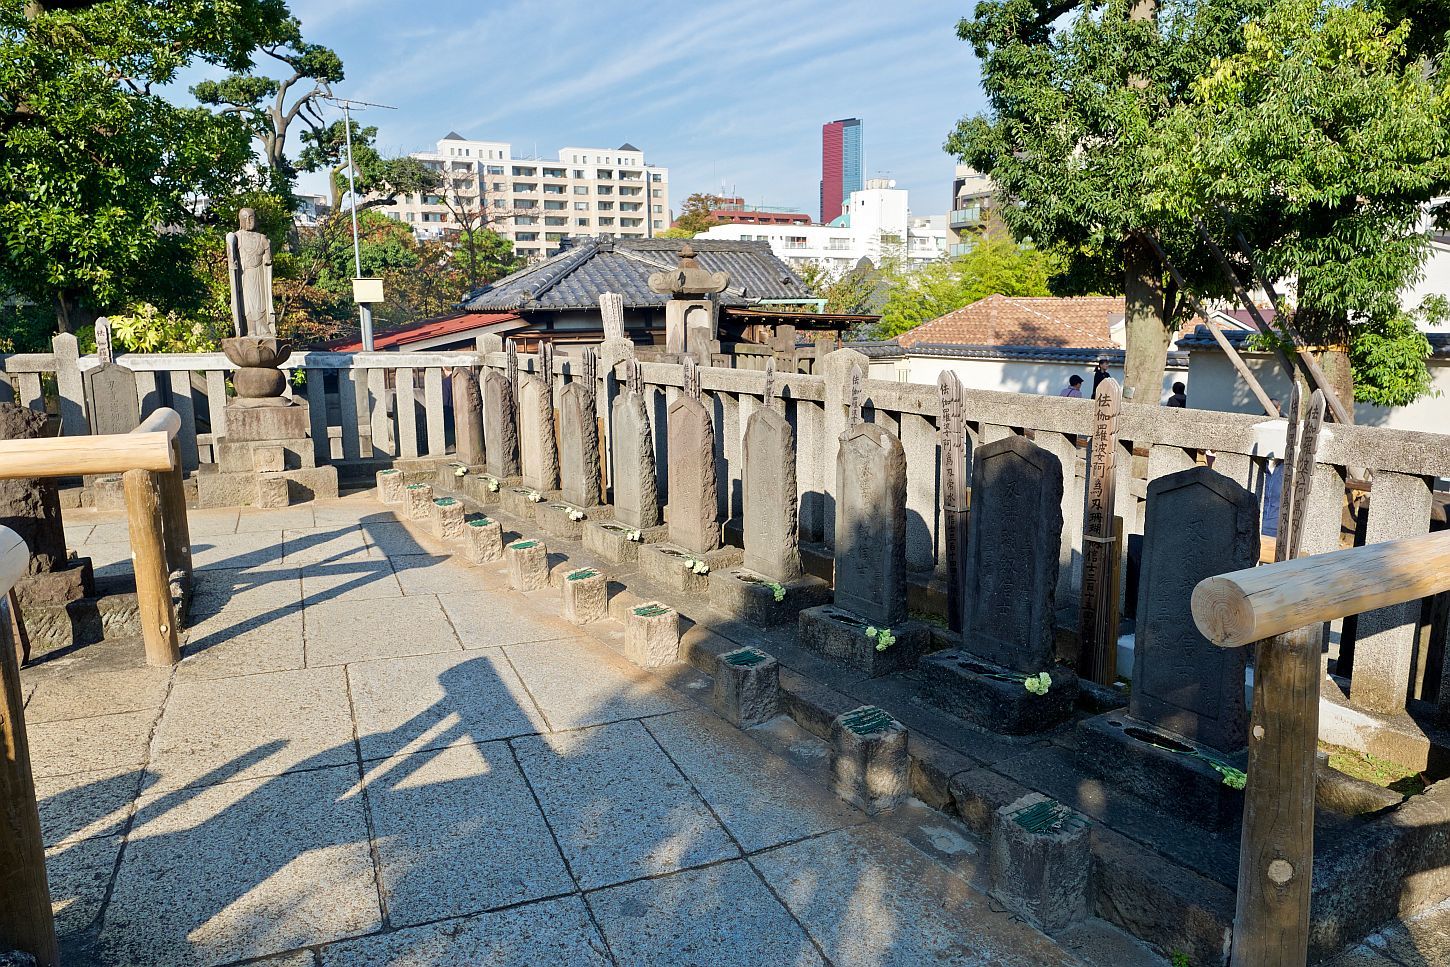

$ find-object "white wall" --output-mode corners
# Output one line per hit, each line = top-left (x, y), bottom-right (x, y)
(868, 353), (1186, 402)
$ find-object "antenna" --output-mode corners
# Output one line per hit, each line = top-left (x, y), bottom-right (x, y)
(321, 95), (397, 352)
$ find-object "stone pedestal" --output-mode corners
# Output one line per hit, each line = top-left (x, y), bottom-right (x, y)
(536, 501), (609, 541)
(638, 543), (741, 596)
(454, 473), (507, 508)
(561, 567), (608, 624)
(712, 647), (779, 728)
(13, 560), (94, 610)
(430, 497), (465, 541)
(624, 602), (680, 668)
(1075, 714), (1245, 830)
(404, 483), (434, 521)
(582, 520), (665, 564)
(464, 518), (504, 565)
(90, 475), (126, 511)
(376, 469), (406, 504)
(197, 401), (337, 509)
(499, 486), (546, 522)
(506, 539), (549, 591)
(830, 705), (909, 815)
(798, 605), (930, 678)
(708, 567), (830, 627)
(919, 650), (1077, 735)
(989, 794), (1092, 934)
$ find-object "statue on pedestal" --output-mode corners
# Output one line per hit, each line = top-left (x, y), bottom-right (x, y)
(226, 208), (276, 339)
(647, 243), (730, 360)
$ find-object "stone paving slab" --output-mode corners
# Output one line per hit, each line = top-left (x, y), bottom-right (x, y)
(512, 719), (739, 889)
(299, 559), (403, 606)
(644, 709), (864, 852)
(347, 650), (548, 760)
(235, 506), (315, 532)
(316, 895), (611, 966)
(48, 834), (123, 944)
(23, 666), (172, 724)
(27, 708), (159, 778)
(179, 609), (307, 681)
(304, 595), (461, 666)
(104, 765), (380, 967)
(363, 741), (574, 926)
(503, 637), (691, 732)
(391, 553), (489, 596)
(190, 566), (303, 619)
(147, 666), (354, 791)
(192, 530), (288, 571)
(752, 824), (1078, 967)
(436, 591), (576, 650)
(65, 523), (93, 544)
(35, 765), (145, 847)
(359, 520), (437, 558)
(184, 509), (242, 538)
(588, 860), (828, 966)
(81, 541), (134, 580)
(281, 526), (377, 566)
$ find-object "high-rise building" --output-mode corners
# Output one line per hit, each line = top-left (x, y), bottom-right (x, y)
(819, 117), (863, 224)
(382, 133), (670, 262)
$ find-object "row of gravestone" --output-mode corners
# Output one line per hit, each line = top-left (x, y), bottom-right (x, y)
(475, 353), (1261, 827)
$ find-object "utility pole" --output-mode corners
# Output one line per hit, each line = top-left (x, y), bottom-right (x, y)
(325, 95), (396, 352)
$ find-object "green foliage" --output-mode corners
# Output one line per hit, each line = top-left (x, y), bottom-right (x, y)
(876, 236), (1058, 339)
(0, 0), (291, 330)
(1348, 299), (1439, 406)
(864, 626), (896, 652)
(297, 119), (440, 210)
(797, 260), (881, 316)
(670, 193), (723, 236)
(1170, 951), (1192, 967)
(108, 302), (224, 353)
(655, 226), (695, 239)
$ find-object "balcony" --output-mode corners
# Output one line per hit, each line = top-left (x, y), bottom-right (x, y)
(949, 207), (983, 229)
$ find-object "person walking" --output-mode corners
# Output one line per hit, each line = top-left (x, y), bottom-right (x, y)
(1166, 381), (1188, 408)
(1092, 359), (1111, 393)
(1059, 375), (1084, 398)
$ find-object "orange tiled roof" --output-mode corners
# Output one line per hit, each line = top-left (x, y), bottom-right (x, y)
(895, 294), (1125, 350)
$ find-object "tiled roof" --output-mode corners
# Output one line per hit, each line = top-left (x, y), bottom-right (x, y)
(321, 312), (520, 352)
(852, 340), (1189, 367)
(461, 237), (808, 313)
(895, 294), (1125, 350)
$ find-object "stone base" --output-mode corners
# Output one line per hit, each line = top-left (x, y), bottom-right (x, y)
(500, 486), (548, 521)
(638, 543), (741, 596)
(22, 576), (191, 658)
(376, 469), (407, 504)
(430, 497), (466, 541)
(624, 601), (680, 668)
(561, 567), (608, 624)
(217, 436), (314, 473)
(391, 456), (447, 485)
(91, 474), (126, 511)
(506, 539), (550, 591)
(713, 647), (779, 728)
(919, 650), (1077, 735)
(224, 402), (309, 442)
(1075, 713), (1245, 831)
(536, 501), (609, 541)
(582, 520), (666, 564)
(404, 483), (434, 521)
(463, 518), (504, 564)
(449, 471), (504, 507)
(830, 705), (909, 815)
(13, 559), (94, 608)
(196, 465), (338, 509)
(708, 568), (830, 626)
(989, 793), (1093, 934)
(797, 605), (931, 677)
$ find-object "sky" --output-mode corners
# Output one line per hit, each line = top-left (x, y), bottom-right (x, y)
(270, 0), (984, 219)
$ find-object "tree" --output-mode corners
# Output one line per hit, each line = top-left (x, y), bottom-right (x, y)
(876, 236), (1059, 339)
(0, 0), (292, 332)
(296, 119), (440, 211)
(191, 15), (343, 191)
(416, 164), (530, 290)
(1145, 0), (1450, 407)
(947, 0), (1267, 398)
(797, 259), (881, 316)
(670, 193), (723, 235)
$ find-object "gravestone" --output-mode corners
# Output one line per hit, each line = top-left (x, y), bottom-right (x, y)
(483, 370), (520, 478)
(610, 388), (659, 530)
(665, 393), (718, 554)
(518, 376), (558, 492)
(742, 406), (800, 582)
(920, 434), (1076, 732)
(558, 382), (601, 508)
(938, 372), (969, 632)
(452, 367), (485, 467)
(1076, 465), (1259, 829)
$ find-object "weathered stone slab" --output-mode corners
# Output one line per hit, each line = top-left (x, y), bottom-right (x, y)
(558, 382), (601, 509)
(832, 423), (907, 627)
(463, 517), (504, 564)
(224, 402), (309, 443)
(536, 501), (604, 541)
(430, 497), (465, 541)
(742, 405), (801, 582)
(582, 519), (664, 564)
(518, 376), (558, 492)
(452, 366), (485, 466)
(797, 604), (930, 677)
(707, 567), (830, 627)
(638, 542), (739, 597)
(376, 468), (406, 504)
(919, 650), (1077, 735)
(404, 483), (434, 521)
(499, 486), (543, 521)
(989, 793), (1093, 934)
(506, 538), (549, 591)
(1132, 466), (1259, 751)
(624, 601), (679, 668)
(561, 567), (607, 624)
(665, 394), (719, 554)
(712, 646), (779, 728)
(962, 434), (1063, 674)
(483, 370), (520, 479)
(610, 389), (660, 531)
(830, 705), (908, 815)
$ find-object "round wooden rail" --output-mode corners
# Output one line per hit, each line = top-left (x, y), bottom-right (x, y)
(0, 407), (179, 479)
(1192, 529), (1450, 648)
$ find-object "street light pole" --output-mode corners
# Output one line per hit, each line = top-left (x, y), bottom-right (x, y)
(341, 100), (372, 351)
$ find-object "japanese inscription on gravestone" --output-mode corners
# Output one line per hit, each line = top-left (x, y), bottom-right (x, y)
(833, 422), (908, 626)
(1078, 376), (1121, 684)
(938, 371), (969, 633)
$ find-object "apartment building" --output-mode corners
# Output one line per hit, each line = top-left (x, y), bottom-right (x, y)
(948, 164), (995, 256)
(383, 133), (671, 261)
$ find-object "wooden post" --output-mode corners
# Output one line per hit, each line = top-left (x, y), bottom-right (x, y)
(0, 576), (58, 965)
(937, 371), (968, 632)
(158, 440), (192, 579)
(1230, 623), (1322, 967)
(123, 469), (181, 666)
(1079, 377), (1121, 684)
(8, 588), (30, 667)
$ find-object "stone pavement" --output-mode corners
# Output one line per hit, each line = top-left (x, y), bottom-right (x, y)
(26, 493), (1166, 967)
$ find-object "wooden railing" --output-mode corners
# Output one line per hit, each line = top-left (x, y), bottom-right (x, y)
(1193, 530), (1450, 966)
(0, 526), (57, 966)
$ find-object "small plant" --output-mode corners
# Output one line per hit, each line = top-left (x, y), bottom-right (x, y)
(1208, 761), (1247, 791)
(864, 626), (896, 651)
(684, 557), (709, 575)
(766, 581), (786, 603)
(1023, 671), (1053, 696)
(1170, 951), (1191, 967)
(568, 508), (586, 521)
(526, 490), (543, 502)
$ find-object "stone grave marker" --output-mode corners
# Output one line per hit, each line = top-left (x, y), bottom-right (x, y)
(610, 386), (659, 531)
(451, 366), (485, 466)
(938, 371), (969, 633)
(741, 404), (800, 582)
(85, 320), (140, 437)
(518, 375), (558, 492)
(832, 422), (907, 626)
(482, 370), (519, 479)
(558, 382), (601, 508)
(665, 393), (718, 554)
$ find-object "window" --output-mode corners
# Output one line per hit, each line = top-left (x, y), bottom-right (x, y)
(651, 189), (663, 198)
(572, 169), (585, 179)
(542, 185), (564, 195)
(512, 166), (536, 176)
(514, 215), (538, 225)
(620, 202), (641, 212)
(491, 182), (505, 192)
(492, 199), (505, 209)
(651, 173), (663, 182)
(652, 220), (663, 229)
(546, 232), (565, 241)
(545, 216), (567, 226)
(619, 186), (640, 196)
(513, 183), (537, 193)
(515, 199), (537, 209)
(576, 218), (590, 226)
(572, 186), (589, 195)
(597, 201), (613, 211)
(596, 185), (613, 196)
(828, 238), (851, 250)
(573, 201), (589, 210)
(596, 169), (613, 180)
(785, 236), (807, 249)
(598, 217), (614, 226)
(488, 165), (504, 174)
(543, 167), (565, 178)
(652, 205), (663, 213)
(621, 218), (642, 227)
(422, 212), (444, 222)
(516, 232), (539, 242)
(543, 200), (566, 210)
(517, 247), (538, 256)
